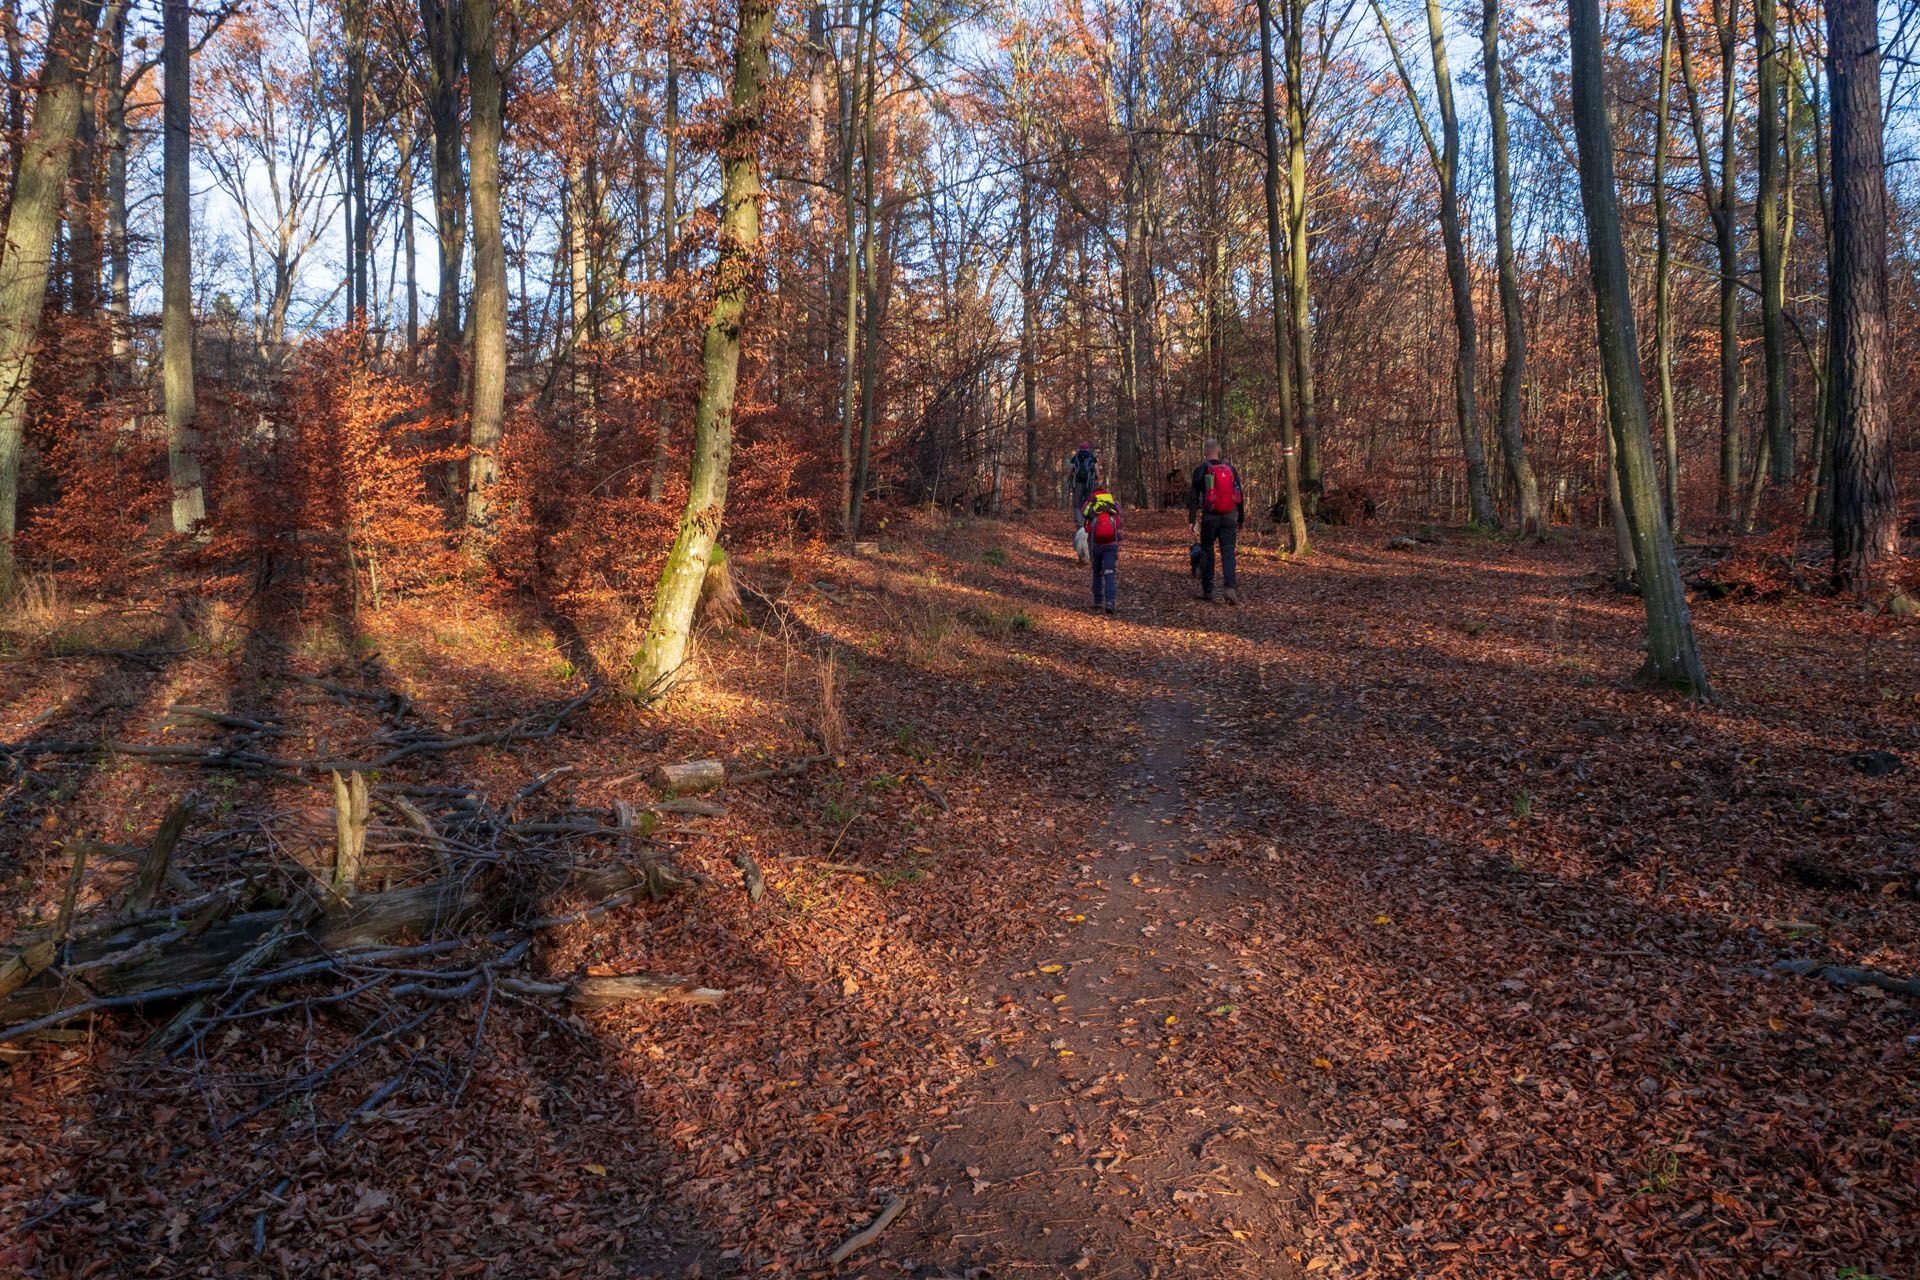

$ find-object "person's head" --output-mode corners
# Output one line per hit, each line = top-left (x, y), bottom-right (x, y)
(1079, 440), (1092, 452)
(1203, 438), (1222, 460)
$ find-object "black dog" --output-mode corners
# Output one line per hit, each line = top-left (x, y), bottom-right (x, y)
(1189, 542), (1204, 579)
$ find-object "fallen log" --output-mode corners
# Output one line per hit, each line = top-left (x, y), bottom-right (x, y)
(1773, 959), (1920, 1000)
(0, 861), (703, 1031)
(652, 760), (727, 795)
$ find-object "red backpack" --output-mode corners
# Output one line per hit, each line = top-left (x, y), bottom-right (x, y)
(1204, 462), (1240, 515)
(1086, 490), (1119, 545)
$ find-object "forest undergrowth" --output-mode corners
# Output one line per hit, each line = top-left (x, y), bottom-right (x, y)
(0, 510), (1914, 1279)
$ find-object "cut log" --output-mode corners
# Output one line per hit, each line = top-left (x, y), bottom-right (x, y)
(331, 770), (369, 891)
(652, 760), (727, 795)
(500, 973), (726, 1007)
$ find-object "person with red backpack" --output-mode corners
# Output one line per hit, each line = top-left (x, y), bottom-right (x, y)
(1186, 439), (1245, 604)
(1080, 482), (1121, 614)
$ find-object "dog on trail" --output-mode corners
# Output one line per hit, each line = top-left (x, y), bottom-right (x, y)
(1189, 541), (1204, 579)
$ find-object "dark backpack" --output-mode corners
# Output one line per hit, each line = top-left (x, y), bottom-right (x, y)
(1071, 450), (1097, 489)
(1204, 462), (1240, 515)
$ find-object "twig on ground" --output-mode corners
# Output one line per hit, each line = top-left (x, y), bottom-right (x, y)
(828, 1196), (905, 1266)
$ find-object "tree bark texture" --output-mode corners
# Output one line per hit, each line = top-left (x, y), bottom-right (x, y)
(1284, 0), (1323, 515)
(0, 0), (102, 595)
(1826, 0), (1900, 600)
(1481, 0), (1541, 532)
(1655, 0), (1680, 533)
(162, 0), (205, 536)
(1569, 0), (1712, 696)
(629, 0), (772, 697)
(463, 0), (507, 532)
(1755, 0), (1790, 493)
(420, 0), (465, 409)
(1258, 0), (1307, 554)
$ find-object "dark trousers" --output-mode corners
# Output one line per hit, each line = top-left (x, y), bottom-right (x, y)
(1199, 514), (1237, 592)
(1090, 542), (1117, 607)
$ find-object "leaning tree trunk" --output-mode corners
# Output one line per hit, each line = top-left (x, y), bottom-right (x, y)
(462, 0), (506, 533)
(629, 0), (773, 698)
(162, 0), (204, 536)
(1826, 0), (1902, 603)
(1258, 0), (1308, 554)
(1569, 0), (1712, 696)
(0, 0), (103, 595)
(1481, 0), (1541, 533)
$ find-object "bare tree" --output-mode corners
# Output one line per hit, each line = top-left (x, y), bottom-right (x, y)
(163, 0), (206, 534)
(1568, 0), (1712, 695)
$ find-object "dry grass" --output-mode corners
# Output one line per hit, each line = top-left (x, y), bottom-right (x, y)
(817, 650), (848, 756)
(1, 574), (70, 643)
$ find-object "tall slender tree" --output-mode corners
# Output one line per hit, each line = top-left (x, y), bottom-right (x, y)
(1371, 0), (1497, 527)
(1826, 0), (1902, 604)
(1481, 0), (1541, 532)
(630, 0), (774, 697)
(162, 0), (206, 536)
(1259, 0), (1308, 553)
(1747, 0), (1789, 521)
(1654, 0), (1680, 532)
(463, 0), (507, 532)
(1568, 0), (1712, 695)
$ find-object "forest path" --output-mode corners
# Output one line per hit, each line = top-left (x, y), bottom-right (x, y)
(901, 516), (1310, 1278)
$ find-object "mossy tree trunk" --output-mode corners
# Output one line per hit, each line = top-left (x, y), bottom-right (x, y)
(629, 0), (772, 698)
(1570, 0), (1713, 696)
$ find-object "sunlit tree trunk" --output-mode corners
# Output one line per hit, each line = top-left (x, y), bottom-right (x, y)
(1753, 0), (1789, 504)
(162, 0), (205, 536)
(649, 39), (681, 502)
(1019, 145), (1038, 509)
(0, 0), (102, 594)
(1258, 0), (1307, 554)
(847, 0), (881, 537)
(1805, 50), (1834, 525)
(399, 125), (418, 352)
(462, 0), (505, 532)
(630, 0), (772, 697)
(346, 0), (368, 323)
(1481, 0), (1541, 532)
(1284, 0), (1323, 513)
(103, 0), (129, 373)
(1570, 0), (1712, 696)
(835, 4), (866, 530)
(1826, 0), (1901, 604)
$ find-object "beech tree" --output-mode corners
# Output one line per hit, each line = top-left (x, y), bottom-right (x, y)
(1569, 0), (1711, 696)
(629, 0), (773, 697)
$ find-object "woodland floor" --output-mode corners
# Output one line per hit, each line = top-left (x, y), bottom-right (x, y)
(1, 509), (1917, 1279)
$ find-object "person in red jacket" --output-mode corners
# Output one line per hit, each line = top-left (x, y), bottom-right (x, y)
(1186, 439), (1245, 604)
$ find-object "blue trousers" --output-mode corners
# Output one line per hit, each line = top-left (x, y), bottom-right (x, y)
(1199, 515), (1237, 592)
(1090, 542), (1117, 607)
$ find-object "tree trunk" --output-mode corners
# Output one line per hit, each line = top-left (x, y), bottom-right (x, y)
(420, 0), (465, 410)
(103, 0), (129, 372)
(162, 0), (205, 537)
(835, 8), (865, 531)
(1713, 0), (1741, 520)
(1826, 0), (1901, 602)
(1754, 0), (1789, 496)
(1569, 0), (1712, 696)
(649, 41), (681, 502)
(400, 125), (418, 352)
(1654, 0), (1680, 534)
(346, 0), (368, 323)
(1481, 0), (1540, 532)
(0, 0), (102, 594)
(1284, 0), (1323, 516)
(628, 0), (772, 697)
(1425, 0), (1494, 526)
(462, 0), (506, 533)
(1019, 149), (1038, 509)
(1258, 0), (1307, 554)
(847, 0), (881, 538)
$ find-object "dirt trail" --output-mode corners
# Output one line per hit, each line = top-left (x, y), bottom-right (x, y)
(902, 540), (1311, 1279)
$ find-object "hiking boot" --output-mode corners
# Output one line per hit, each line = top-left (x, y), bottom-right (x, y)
(1223, 587), (1241, 605)
(1104, 603), (1115, 615)
(1200, 590), (1214, 602)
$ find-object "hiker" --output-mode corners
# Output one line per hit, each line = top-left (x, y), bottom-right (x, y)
(1081, 481), (1121, 615)
(1187, 439), (1245, 604)
(1068, 441), (1099, 518)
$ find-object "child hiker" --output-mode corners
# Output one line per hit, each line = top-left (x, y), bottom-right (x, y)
(1081, 482), (1121, 615)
